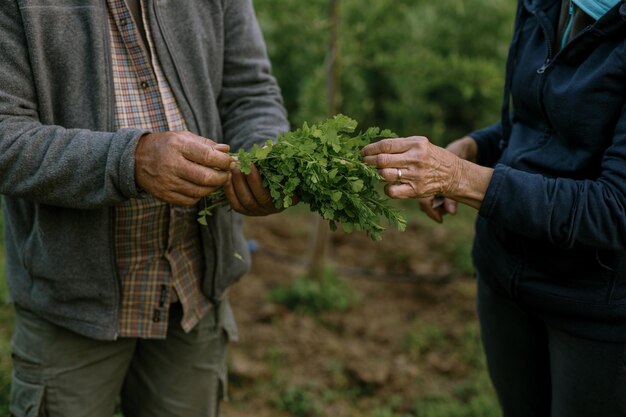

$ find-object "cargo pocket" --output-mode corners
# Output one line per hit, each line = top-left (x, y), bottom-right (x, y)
(10, 376), (45, 417)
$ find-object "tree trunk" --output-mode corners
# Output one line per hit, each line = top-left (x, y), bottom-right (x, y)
(307, 0), (340, 281)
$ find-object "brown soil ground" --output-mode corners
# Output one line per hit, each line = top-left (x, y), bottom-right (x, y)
(221, 208), (486, 417)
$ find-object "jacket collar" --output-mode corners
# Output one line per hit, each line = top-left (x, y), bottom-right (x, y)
(594, 1), (626, 34)
(521, 0), (626, 39)
(558, 1), (626, 63)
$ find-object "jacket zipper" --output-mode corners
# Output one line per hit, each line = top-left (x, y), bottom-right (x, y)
(536, 11), (554, 75)
(533, 5), (594, 132)
(536, 4), (593, 74)
(533, 8), (554, 132)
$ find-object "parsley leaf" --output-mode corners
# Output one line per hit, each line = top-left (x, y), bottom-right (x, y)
(200, 115), (406, 241)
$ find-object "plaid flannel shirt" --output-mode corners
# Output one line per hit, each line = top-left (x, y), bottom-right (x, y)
(107, 0), (212, 339)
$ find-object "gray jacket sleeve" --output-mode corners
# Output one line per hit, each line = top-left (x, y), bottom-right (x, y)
(218, 0), (289, 151)
(0, 1), (145, 209)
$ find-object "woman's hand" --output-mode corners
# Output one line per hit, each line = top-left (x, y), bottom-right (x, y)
(419, 136), (478, 222)
(361, 135), (492, 221)
(446, 135), (478, 163)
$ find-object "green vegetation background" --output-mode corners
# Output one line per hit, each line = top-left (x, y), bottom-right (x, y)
(256, 0), (515, 145)
(0, 0), (516, 415)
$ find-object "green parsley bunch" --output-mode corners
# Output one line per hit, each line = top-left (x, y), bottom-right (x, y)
(199, 114), (406, 240)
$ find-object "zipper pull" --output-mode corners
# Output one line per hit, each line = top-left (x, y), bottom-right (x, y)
(537, 59), (550, 74)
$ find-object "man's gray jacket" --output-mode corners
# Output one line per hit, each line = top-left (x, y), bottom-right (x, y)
(0, 0), (289, 340)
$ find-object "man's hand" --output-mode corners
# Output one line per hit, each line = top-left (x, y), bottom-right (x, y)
(135, 131), (233, 206)
(223, 163), (283, 216)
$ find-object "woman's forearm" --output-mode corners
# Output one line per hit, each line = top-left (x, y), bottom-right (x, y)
(449, 159), (493, 209)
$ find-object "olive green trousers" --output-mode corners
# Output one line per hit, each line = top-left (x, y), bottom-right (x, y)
(10, 301), (235, 417)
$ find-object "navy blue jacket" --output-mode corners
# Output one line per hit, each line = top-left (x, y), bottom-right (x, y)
(471, 0), (626, 341)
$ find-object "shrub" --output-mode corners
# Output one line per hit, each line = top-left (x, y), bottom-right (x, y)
(269, 267), (359, 314)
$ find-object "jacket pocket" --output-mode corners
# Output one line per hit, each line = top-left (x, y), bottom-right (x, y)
(201, 208), (251, 300)
(10, 376), (45, 417)
(518, 242), (616, 306)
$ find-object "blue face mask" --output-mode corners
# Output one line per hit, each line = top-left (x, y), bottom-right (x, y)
(573, 0), (621, 20)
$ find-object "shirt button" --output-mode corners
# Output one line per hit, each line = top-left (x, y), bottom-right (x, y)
(140, 81), (149, 89)
(119, 18), (128, 26)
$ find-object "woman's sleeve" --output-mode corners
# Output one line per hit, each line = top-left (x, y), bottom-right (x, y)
(478, 105), (626, 251)
(468, 121), (503, 167)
